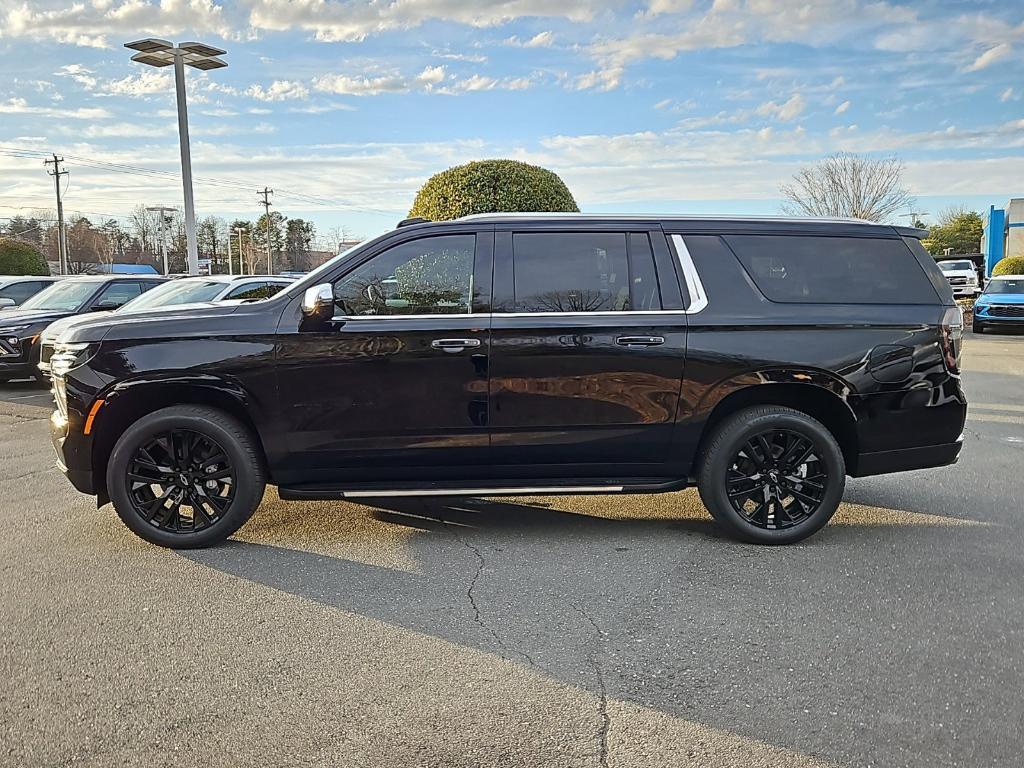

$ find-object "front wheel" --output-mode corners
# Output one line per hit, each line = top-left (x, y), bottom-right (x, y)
(697, 406), (846, 544)
(106, 405), (266, 548)
(972, 318), (985, 334)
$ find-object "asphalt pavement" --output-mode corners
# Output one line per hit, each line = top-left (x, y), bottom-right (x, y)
(1, 331), (1023, 767)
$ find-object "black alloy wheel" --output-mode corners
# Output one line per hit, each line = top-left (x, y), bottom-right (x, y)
(107, 405), (265, 548)
(725, 429), (827, 530)
(126, 429), (235, 534)
(698, 405), (845, 544)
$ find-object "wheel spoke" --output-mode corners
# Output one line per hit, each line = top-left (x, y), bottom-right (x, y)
(725, 427), (829, 531)
(126, 428), (234, 535)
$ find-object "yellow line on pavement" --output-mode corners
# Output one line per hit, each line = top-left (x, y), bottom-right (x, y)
(968, 413), (1024, 425)
(971, 403), (1024, 413)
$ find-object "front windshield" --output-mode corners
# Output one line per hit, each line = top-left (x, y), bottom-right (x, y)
(983, 279), (1024, 295)
(939, 261), (973, 271)
(19, 280), (97, 311)
(118, 279), (225, 312)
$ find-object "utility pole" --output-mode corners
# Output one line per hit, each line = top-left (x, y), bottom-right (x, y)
(234, 228), (246, 276)
(43, 155), (68, 275)
(226, 226), (233, 276)
(258, 187), (273, 275)
(146, 206), (175, 275)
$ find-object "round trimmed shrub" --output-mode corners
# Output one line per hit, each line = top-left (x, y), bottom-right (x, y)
(408, 159), (579, 221)
(0, 238), (50, 275)
(992, 255), (1024, 277)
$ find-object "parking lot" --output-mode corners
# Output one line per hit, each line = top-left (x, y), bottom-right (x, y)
(1, 330), (1022, 768)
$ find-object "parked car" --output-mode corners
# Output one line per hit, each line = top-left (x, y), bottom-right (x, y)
(48, 214), (966, 548)
(37, 275), (294, 378)
(937, 259), (980, 297)
(0, 275), (63, 309)
(972, 275), (1024, 333)
(0, 275), (166, 383)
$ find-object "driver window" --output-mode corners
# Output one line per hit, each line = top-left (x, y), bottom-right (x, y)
(333, 234), (475, 316)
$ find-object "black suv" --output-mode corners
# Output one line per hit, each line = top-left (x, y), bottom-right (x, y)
(49, 215), (966, 547)
(0, 275), (166, 383)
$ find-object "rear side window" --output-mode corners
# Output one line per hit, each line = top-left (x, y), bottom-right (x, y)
(511, 232), (662, 313)
(724, 235), (939, 304)
(0, 281), (45, 304)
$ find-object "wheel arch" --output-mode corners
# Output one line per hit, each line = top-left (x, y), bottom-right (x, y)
(693, 377), (860, 474)
(89, 375), (269, 502)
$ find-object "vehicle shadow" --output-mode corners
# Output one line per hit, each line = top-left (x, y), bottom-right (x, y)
(182, 489), (1012, 766)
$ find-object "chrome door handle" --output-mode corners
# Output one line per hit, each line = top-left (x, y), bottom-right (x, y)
(431, 338), (482, 352)
(616, 335), (665, 347)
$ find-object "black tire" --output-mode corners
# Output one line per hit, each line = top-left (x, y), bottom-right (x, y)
(972, 319), (984, 334)
(697, 405), (846, 544)
(106, 405), (266, 548)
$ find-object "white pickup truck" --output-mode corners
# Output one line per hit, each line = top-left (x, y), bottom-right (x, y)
(937, 259), (980, 297)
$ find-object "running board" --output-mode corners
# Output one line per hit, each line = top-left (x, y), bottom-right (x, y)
(277, 478), (687, 501)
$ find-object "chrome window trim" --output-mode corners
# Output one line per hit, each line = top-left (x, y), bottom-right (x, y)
(670, 234), (708, 314)
(331, 310), (688, 321)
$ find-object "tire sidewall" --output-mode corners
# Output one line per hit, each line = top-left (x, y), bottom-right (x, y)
(700, 409), (845, 544)
(106, 409), (263, 548)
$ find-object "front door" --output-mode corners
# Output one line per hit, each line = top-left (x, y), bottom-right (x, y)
(274, 230), (492, 484)
(487, 228), (687, 475)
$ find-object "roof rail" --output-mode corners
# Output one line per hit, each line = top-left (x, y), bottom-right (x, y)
(397, 217), (430, 228)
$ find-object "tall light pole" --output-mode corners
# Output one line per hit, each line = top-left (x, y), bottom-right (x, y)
(125, 38), (227, 276)
(146, 205), (175, 275)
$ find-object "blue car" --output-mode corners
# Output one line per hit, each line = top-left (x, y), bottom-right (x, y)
(973, 275), (1024, 333)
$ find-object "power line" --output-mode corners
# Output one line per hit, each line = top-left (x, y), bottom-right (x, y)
(0, 144), (398, 215)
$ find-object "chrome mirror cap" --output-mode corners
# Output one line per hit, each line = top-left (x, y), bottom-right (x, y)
(301, 283), (333, 316)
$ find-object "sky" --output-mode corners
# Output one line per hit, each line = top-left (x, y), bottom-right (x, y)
(1, 0), (1023, 246)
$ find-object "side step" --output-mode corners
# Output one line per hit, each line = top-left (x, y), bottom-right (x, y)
(277, 477), (687, 501)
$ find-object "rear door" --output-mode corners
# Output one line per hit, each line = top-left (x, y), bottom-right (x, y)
(487, 225), (687, 474)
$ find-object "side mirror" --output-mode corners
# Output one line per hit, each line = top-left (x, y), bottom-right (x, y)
(0, 298), (14, 309)
(301, 283), (334, 318)
(91, 302), (120, 312)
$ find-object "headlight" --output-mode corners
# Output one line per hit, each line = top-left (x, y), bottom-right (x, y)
(0, 325), (29, 335)
(49, 342), (99, 378)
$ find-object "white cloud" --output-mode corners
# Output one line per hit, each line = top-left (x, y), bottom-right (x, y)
(834, 100), (851, 115)
(55, 64), (97, 89)
(312, 72), (419, 97)
(102, 70), (174, 97)
(246, 0), (606, 42)
(246, 80), (310, 101)
(756, 93), (805, 122)
(3, 0), (233, 48)
(965, 43), (1012, 72)
(1, 97), (112, 120)
(505, 31), (555, 48)
(1002, 87), (1017, 102)
(574, 67), (623, 92)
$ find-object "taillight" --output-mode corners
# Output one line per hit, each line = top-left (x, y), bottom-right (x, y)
(940, 306), (963, 374)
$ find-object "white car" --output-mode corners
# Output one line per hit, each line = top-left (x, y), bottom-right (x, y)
(0, 275), (63, 309)
(937, 259), (980, 297)
(37, 275), (294, 378)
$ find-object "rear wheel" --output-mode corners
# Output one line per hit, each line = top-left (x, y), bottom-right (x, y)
(697, 406), (845, 544)
(106, 405), (266, 548)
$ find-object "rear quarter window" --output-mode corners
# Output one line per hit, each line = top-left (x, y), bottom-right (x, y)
(724, 235), (939, 304)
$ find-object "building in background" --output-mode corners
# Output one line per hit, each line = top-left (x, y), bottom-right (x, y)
(983, 198), (1024, 275)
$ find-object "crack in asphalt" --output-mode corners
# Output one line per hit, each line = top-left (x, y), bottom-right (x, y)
(571, 602), (611, 768)
(0, 466), (57, 482)
(438, 517), (538, 669)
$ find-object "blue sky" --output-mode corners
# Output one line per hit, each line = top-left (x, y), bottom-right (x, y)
(1, 0), (1022, 246)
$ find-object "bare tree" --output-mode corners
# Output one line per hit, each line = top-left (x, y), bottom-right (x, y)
(780, 153), (913, 222)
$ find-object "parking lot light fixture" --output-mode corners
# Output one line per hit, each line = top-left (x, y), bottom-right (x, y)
(125, 38), (228, 276)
